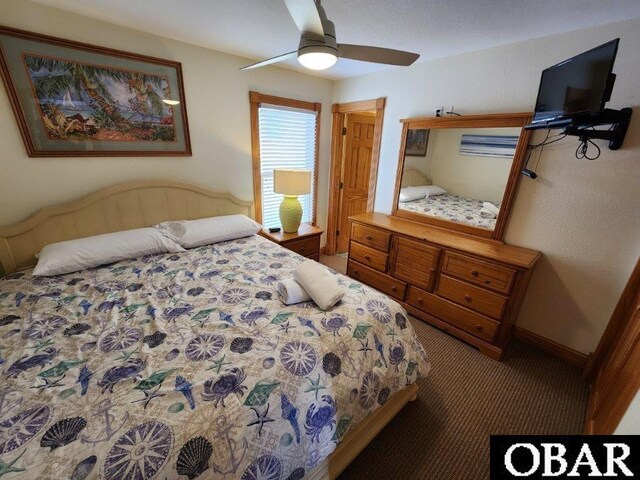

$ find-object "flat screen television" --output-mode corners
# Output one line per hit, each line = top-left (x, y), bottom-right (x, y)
(530, 39), (619, 127)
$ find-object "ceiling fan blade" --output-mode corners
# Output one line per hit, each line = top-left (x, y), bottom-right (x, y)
(240, 51), (298, 71)
(338, 44), (420, 66)
(284, 0), (324, 38)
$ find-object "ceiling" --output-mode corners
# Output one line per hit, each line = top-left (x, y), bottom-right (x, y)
(29, 0), (640, 79)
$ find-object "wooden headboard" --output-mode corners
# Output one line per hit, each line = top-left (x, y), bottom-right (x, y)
(401, 168), (432, 188)
(0, 180), (254, 275)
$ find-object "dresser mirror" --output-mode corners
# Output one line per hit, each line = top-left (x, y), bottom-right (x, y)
(392, 113), (532, 240)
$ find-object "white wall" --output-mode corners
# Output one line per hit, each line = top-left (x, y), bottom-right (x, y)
(615, 390), (640, 435)
(0, 0), (334, 242)
(414, 127), (520, 204)
(334, 19), (640, 354)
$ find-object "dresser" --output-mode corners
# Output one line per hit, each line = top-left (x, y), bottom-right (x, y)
(347, 213), (541, 360)
(260, 224), (323, 261)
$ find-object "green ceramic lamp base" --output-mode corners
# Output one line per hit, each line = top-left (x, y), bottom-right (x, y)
(279, 195), (303, 233)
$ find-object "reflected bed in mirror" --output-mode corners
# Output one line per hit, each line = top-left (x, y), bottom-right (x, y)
(399, 127), (521, 231)
(393, 113), (532, 240)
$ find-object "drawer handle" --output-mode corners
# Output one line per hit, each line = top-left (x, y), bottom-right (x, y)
(471, 270), (479, 277)
(464, 295), (472, 303)
(366, 235), (373, 240)
(428, 268), (435, 274)
(391, 285), (397, 291)
(417, 298), (424, 304)
(352, 269), (359, 275)
(474, 324), (483, 331)
(364, 255), (371, 261)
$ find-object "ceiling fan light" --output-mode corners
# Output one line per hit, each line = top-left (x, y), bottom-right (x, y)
(298, 51), (337, 70)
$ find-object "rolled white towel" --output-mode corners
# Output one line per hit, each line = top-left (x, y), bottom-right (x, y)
(277, 278), (311, 305)
(480, 208), (496, 219)
(482, 202), (500, 216)
(293, 260), (345, 310)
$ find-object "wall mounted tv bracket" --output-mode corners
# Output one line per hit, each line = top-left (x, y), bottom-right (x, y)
(561, 73), (632, 150)
(563, 107), (632, 151)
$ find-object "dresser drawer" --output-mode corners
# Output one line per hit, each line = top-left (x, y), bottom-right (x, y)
(350, 242), (388, 272)
(351, 224), (391, 252)
(436, 275), (507, 320)
(442, 252), (516, 294)
(407, 286), (499, 343)
(348, 260), (406, 301)
(285, 236), (320, 258)
(391, 236), (440, 291)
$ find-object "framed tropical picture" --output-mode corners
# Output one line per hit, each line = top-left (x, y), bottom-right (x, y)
(0, 26), (191, 157)
(405, 128), (429, 156)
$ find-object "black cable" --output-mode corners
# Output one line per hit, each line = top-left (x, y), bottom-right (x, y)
(527, 123), (608, 168)
(522, 130), (549, 177)
(527, 129), (568, 149)
(522, 123), (606, 177)
(572, 127), (602, 160)
(523, 145), (533, 166)
(445, 111), (462, 116)
(540, 134), (568, 147)
(534, 143), (543, 171)
(575, 136), (601, 160)
(535, 137), (548, 170)
(523, 129), (569, 176)
(528, 129), (551, 149)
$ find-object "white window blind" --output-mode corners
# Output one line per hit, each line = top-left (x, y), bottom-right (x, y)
(258, 104), (317, 228)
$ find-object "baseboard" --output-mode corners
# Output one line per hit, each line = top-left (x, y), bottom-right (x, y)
(320, 246), (326, 255)
(514, 327), (589, 368)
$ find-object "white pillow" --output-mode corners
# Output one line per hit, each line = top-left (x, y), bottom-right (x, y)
(155, 214), (262, 248)
(422, 185), (447, 197)
(399, 186), (427, 202)
(33, 228), (185, 277)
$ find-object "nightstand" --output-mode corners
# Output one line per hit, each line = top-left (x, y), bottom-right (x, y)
(260, 224), (323, 261)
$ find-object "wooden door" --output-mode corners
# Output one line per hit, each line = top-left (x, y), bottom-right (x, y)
(585, 258), (640, 434)
(337, 114), (376, 253)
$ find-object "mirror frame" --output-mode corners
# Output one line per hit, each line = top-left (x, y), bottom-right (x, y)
(392, 112), (532, 241)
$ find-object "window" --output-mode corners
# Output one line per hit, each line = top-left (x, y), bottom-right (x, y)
(250, 91), (320, 228)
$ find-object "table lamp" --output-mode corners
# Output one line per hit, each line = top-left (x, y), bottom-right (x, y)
(273, 169), (311, 233)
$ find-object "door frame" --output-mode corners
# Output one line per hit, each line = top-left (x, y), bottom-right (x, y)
(325, 97), (385, 255)
(583, 257), (640, 433)
(584, 257), (640, 382)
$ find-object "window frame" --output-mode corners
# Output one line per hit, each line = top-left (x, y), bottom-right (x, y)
(249, 91), (321, 226)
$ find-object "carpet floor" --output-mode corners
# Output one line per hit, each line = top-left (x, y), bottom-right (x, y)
(320, 255), (589, 480)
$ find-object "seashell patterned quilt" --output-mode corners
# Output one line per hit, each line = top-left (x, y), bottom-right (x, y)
(0, 234), (429, 479)
(399, 193), (498, 230)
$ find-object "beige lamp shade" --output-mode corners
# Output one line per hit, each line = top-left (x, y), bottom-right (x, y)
(273, 169), (312, 196)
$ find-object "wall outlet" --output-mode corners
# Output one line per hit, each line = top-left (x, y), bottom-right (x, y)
(436, 106), (456, 117)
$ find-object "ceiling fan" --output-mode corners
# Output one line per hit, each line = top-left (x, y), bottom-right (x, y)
(240, 0), (420, 71)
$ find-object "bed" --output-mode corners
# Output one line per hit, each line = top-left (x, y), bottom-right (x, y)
(399, 194), (498, 230)
(0, 181), (429, 480)
(398, 168), (498, 230)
